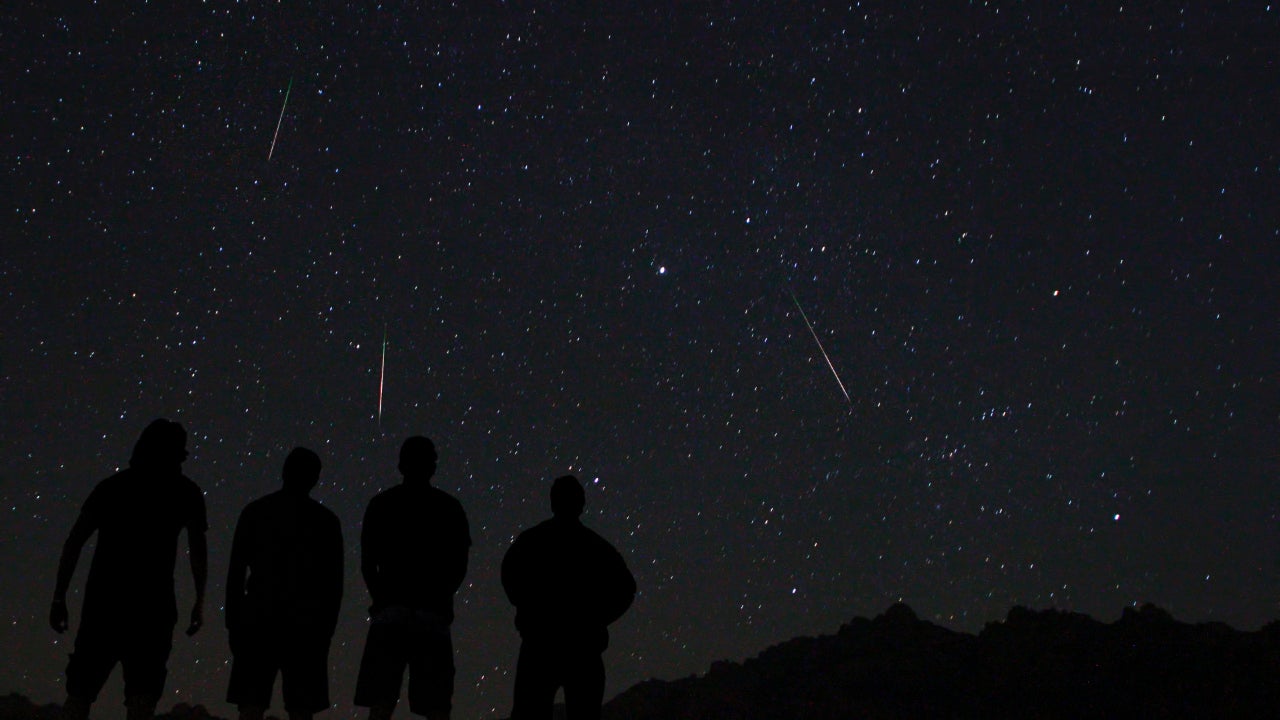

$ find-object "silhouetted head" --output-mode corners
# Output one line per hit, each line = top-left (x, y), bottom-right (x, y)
(399, 436), (437, 483)
(129, 419), (188, 471)
(550, 475), (585, 519)
(282, 446), (322, 494)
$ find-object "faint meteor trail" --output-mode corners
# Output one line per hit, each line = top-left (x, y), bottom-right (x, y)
(267, 77), (293, 161)
(788, 290), (852, 404)
(378, 324), (387, 428)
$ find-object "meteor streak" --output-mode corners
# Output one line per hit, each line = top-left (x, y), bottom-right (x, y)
(267, 77), (292, 161)
(378, 324), (387, 428)
(788, 290), (852, 404)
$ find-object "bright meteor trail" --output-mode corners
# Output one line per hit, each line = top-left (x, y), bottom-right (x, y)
(788, 290), (852, 404)
(378, 323), (387, 428)
(267, 77), (292, 161)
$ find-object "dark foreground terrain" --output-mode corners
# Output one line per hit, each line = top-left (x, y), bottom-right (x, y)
(0, 696), (221, 720)
(7, 603), (1279, 720)
(601, 603), (1280, 719)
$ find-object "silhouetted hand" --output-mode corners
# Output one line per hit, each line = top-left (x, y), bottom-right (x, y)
(50, 600), (69, 634)
(186, 603), (204, 636)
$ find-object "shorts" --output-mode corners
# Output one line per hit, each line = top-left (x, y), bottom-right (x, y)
(353, 607), (454, 715)
(66, 615), (173, 703)
(511, 639), (605, 720)
(226, 627), (331, 713)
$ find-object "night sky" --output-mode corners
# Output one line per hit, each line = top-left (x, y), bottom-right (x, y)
(4, 3), (1277, 719)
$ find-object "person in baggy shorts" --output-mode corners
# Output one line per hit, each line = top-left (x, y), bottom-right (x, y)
(354, 436), (471, 720)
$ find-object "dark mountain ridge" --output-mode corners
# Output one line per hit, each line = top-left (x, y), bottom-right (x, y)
(6, 604), (1279, 720)
(601, 603), (1280, 719)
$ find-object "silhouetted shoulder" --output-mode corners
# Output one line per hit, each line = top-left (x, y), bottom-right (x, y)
(310, 496), (342, 536)
(314, 496), (340, 522)
(512, 517), (617, 553)
(374, 482), (463, 506)
(242, 489), (337, 525)
(238, 492), (273, 519)
(368, 484), (469, 539)
(83, 469), (206, 533)
(79, 470), (131, 520)
(362, 485), (396, 522)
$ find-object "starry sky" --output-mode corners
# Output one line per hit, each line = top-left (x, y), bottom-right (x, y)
(3, 3), (1277, 719)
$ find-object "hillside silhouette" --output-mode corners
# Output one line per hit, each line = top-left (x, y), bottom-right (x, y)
(599, 603), (1280, 719)
(8, 604), (1280, 720)
(0, 695), (223, 720)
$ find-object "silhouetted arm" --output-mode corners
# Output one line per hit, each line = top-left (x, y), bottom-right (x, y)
(186, 526), (207, 636)
(599, 543), (636, 627)
(447, 507), (471, 594)
(500, 535), (527, 608)
(323, 514), (344, 637)
(50, 512), (97, 633)
(225, 510), (249, 632)
(360, 500), (382, 614)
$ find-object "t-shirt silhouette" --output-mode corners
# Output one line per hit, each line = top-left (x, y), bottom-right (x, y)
(78, 467), (207, 625)
(228, 489), (343, 634)
(361, 482), (470, 622)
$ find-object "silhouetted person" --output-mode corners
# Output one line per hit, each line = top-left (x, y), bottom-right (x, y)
(50, 419), (208, 720)
(502, 475), (636, 720)
(225, 447), (343, 720)
(354, 436), (471, 720)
